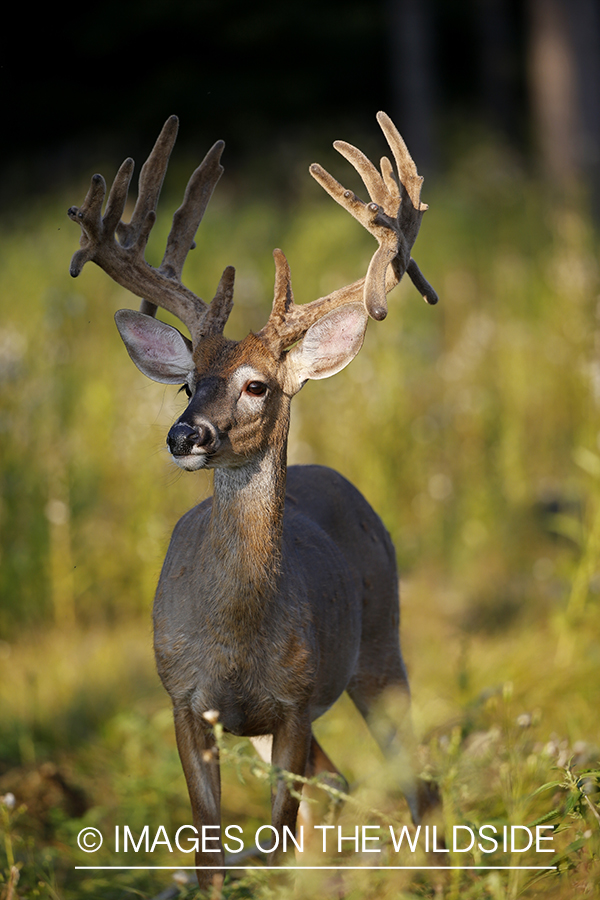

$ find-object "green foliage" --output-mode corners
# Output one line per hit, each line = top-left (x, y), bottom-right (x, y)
(1, 147), (600, 897)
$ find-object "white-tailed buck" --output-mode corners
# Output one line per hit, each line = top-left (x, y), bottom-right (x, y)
(68, 112), (439, 889)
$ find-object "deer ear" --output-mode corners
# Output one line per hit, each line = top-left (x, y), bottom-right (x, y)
(115, 309), (194, 384)
(284, 302), (367, 394)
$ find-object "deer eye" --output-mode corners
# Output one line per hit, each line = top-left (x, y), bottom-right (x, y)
(244, 380), (267, 397)
(178, 383), (192, 398)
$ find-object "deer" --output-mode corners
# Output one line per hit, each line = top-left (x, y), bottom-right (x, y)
(68, 111), (439, 890)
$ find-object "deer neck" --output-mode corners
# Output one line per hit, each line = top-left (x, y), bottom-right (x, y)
(208, 436), (288, 606)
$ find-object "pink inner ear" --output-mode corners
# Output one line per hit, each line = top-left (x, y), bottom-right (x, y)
(319, 307), (366, 357)
(115, 310), (194, 383)
(132, 319), (179, 361)
(298, 302), (367, 380)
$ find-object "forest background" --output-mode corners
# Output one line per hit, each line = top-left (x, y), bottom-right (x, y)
(1, 1), (600, 897)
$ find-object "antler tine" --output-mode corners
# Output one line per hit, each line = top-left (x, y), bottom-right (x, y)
(198, 265), (236, 339)
(376, 112), (428, 252)
(333, 140), (391, 210)
(114, 115), (178, 318)
(161, 139), (225, 283)
(256, 250), (294, 354)
(68, 118), (229, 346)
(376, 112), (425, 212)
(117, 115), (179, 255)
(380, 155), (400, 201)
(258, 249), (368, 354)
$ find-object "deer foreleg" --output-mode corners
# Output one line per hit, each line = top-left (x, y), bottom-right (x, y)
(173, 705), (223, 890)
(269, 715), (312, 863)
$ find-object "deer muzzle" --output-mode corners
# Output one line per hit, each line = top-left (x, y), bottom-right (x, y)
(167, 420), (219, 468)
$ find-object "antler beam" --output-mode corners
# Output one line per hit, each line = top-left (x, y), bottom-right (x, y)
(310, 111), (438, 320)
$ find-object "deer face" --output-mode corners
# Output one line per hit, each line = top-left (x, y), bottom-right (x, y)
(168, 333), (286, 471)
(114, 302), (368, 471)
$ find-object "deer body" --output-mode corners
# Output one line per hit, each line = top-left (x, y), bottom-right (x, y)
(154, 464), (402, 735)
(68, 112), (439, 889)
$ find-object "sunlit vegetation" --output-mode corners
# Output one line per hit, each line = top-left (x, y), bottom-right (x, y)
(1, 144), (599, 897)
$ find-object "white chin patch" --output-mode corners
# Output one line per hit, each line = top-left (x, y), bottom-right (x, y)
(171, 453), (208, 472)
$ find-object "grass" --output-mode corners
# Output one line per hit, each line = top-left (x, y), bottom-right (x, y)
(0, 136), (599, 897)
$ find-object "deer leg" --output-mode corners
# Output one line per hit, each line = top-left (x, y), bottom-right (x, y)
(268, 715), (312, 863)
(251, 733), (346, 833)
(304, 735), (348, 821)
(306, 735), (347, 788)
(347, 670), (440, 823)
(298, 734), (349, 840)
(172, 705), (223, 890)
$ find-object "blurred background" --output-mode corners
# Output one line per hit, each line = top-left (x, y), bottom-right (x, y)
(1, 1), (600, 898)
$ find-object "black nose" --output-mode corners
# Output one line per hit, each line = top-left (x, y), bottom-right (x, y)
(167, 421), (217, 456)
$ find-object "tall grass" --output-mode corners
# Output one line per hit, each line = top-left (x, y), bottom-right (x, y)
(1, 141), (599, 897)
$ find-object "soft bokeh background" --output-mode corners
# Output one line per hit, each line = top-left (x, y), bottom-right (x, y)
(1, 2), (600, 897)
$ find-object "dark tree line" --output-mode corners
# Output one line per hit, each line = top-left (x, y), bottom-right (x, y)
(2, 0), (599, 206)
(387, 0), (599, 198)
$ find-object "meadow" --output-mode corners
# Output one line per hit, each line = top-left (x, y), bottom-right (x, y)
(1, 134), (599, 898)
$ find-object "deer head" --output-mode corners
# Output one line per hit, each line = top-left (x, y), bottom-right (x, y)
(68, 113), (437, 471)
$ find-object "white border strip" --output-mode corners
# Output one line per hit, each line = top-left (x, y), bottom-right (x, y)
(75, 865), (557, 871)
